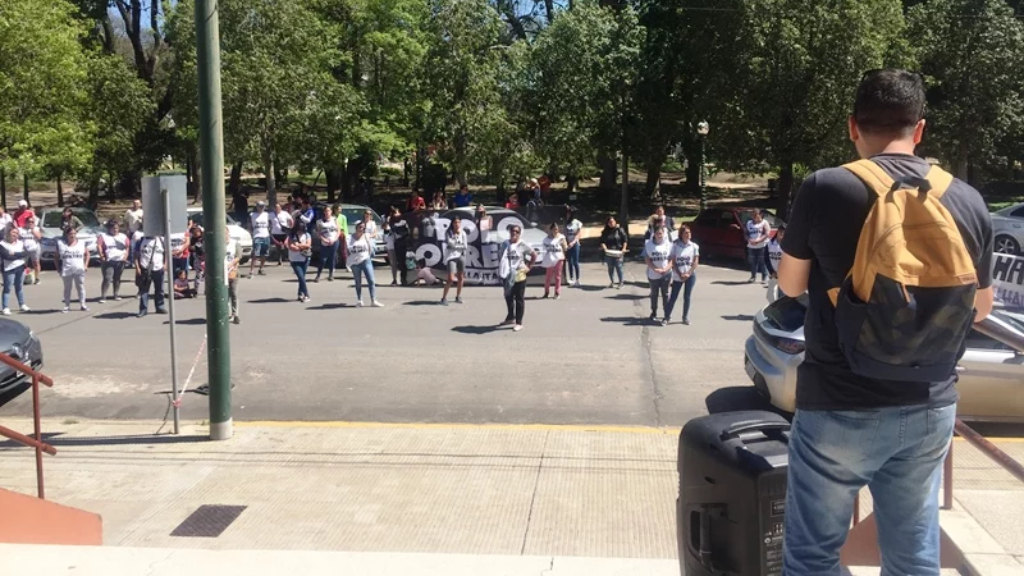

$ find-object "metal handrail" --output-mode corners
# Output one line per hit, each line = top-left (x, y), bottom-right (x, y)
(0, 352), (55, 499)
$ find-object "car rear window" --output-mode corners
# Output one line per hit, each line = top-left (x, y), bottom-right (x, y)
(764, 296), (806, 332)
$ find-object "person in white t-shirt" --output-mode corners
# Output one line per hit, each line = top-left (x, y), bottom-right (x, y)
(665, 224), (699, 325)
(135, 233), (167, 317)
(248, 201), (271, 277)
(644, 225), (673, 323)
(0, 226), (29, 314)
(540, 222), (567, 299)
(314, 206), (341, 283)
(0, 206), (12, 235)
(347, 221), (382, 307)
(18, 216), (42, 285)
(745, 209), (772, 284)
(57, 227), (90, 313)
(124, 199), (143, 235)
(499, 225), (537, 332)
(441, 215), (468, 305)
(98, 220), (129, 302)
(286, 221), (312, 303)
(225, 227), (242, 324)
(270, 202), (293, 265)
(563, 207), (583, 287)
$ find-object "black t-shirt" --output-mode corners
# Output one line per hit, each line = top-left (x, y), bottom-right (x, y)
(782, 153), (994, 410)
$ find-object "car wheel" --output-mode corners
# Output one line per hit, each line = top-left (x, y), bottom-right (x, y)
(994, 234), (1021, 255)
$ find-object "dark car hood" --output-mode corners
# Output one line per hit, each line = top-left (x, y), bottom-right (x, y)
(0, 318), (32, 349)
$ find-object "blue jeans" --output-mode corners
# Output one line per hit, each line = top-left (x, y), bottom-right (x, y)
(290, 259), (309, 298)
(605, 256), (623, 284)
(317, 240), (338, 278)
(665, 273), (696, 321)
(747, 246), (767, 280)
(352, 260), (376, 302)
(565, 243), (581, 281)
(2, 266), (26, 309)
(784, 404), (956, 576)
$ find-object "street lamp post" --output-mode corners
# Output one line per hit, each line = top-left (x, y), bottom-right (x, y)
(696, 121), (710, 212)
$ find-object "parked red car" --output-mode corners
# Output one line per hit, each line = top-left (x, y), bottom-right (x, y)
(689, 206), (784, 259)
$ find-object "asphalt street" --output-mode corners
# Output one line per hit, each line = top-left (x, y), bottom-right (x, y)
(0, 258), (769, 426)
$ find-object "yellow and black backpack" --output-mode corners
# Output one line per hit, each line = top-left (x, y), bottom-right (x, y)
(833, 159), (978, 382)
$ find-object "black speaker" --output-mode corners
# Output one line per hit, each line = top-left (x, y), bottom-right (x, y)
(677, 411), (790, 576)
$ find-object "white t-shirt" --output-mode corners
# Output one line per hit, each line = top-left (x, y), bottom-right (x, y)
(58, 240), (88, 276)
(670, 240), (699, 282)
(1, 240), (25, 272)
(364, 220), (378, 239)
(251, 211), (271, 239)
(541, 233), (566, 268)
(564, 219), (583, 246)
(138, 237), (166, 271)
(125, 208), (143, 234)
(768, 240), (783, 271)
(505, 240), (536, 273)
(18, 227), (40, 252)
(288, 233), (311, 262)
(271, 210), (293, 235)
(347, 234), (374, 265)
(444, 230), (468, 263)
(746, 219), (771, 249)
(317, 218), (340, 245)
(644, 238), (672, 280)
(0, 214), (12, 232)
(100, 233), (128, 262)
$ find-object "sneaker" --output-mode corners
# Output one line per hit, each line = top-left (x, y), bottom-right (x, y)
(440, 298), (449, 306)
(155, 308), (167, 314)
(513, 324), (523, 332)
(297, 296), (305, 302)
(247, 273), (253, 279)
(649, 313), (657, 322)
(357, 300), (364, 307)
(304, 295), (312, 302)
(554, 294), (561, 300)
(661, 318), (668, 326)
(257, 269), (266, 276)
(616, 283), (623, 289)
(136, 310), (147, 318)
(114, 296), (123, 301)
(748, 277), (756, 283)
(542, 292), (549, 299)
(33, 278), (40, 285)
(390, 280), (398, 285)
(232, 315), (240, 325)
(761, 279), (768, 285)
(608, 282), (615, 288)
(455, 296), (463, 304)
(62, 307), (69, 314)
(19, 304), (29, 313)
(81, 305), (89, 312)
(98, 298), (107, 304)
(683, 318), (690, 325)
(312, 278), (320, 283)
(372, 301), (383, 308)
(1, 308), (9, 316)
(500, 319), (515, 326)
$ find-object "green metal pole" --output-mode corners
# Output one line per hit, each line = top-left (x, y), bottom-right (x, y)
(195, 0), (232, 440)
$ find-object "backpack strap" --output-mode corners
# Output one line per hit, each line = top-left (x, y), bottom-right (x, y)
(923, 165), (954, 199)
(842, 159), (894, 197)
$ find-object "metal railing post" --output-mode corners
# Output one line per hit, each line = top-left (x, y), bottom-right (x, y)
(32, 373), (43, 499)
(942, 440), (954, 510)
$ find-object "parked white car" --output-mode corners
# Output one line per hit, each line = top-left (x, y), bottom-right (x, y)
(186, 208), (253, 263)
(992, 202), (1024, 255)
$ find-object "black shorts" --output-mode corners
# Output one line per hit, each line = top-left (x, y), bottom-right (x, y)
(272, 234), (288, 244)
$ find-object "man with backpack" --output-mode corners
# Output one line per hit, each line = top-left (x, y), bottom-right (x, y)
(777, 69), (994, 575)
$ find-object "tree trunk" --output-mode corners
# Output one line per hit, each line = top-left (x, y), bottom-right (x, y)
(567, 173), (579, 193)
(57, 173), (64, 207)
(598, 152), (617, 191)
(263, 153), (277, 207)
(684, 139), (701, 192)
(544, 0), (555, 22)
(953, 145), (969, 181)
(644, 157), (663, 199)
(275, 165), (287, 187)
(415, 144), (423, 189)
(1, 169), (6, 209)
(403, 158), (410, 187)
(23, 174), (30, 204)
(186, 154), (196, 201)
(776, 161), (795, 221)
(326, 168), (342, 203)
(108, 172), (116, 204)
(88, 178), (100, 208)
(620, 154), (630, 238)
(229, 161), (242, 197)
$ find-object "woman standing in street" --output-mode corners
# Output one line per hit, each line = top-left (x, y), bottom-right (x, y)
(563, 207), (583, 287)
(135, 230), (167, 317)
(541, 222), (567, 299)
(18, 215), (42, 285)
(383, 218), (399, 285)
(347, 221), (383, 307)
(389, 208), (411, 286)
(314, 206), (340, 283)
(665, 224), (699, 325)
(57, 227), (89, 313)
(499, 225), (537, 332)
(441, 215), (467, 305)
(475, 205), (493, 244)
(362, 210), (378, 241)
(286, 221), (312, 302)
(644, 225), (672, 323)
(188, 220), (205, 291)
(745, 209), (771, 284)
(98, 220), (129, 302)
(0, 227), (30, 315)
(599, 217), (628, 289)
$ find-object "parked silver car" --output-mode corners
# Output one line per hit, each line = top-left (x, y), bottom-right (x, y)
(38, 208), (101, 263)
(744, 296), (1024, 422)
(0, 318), (43, 402)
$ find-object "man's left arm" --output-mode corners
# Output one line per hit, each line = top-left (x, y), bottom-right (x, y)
(778, 179), (815, 297)
(973, 210), (996, 323)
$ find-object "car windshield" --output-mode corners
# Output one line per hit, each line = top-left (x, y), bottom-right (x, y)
(341, 209), (381, 227)
(42, 209), (101, 229)
(189, 212), (240, 228)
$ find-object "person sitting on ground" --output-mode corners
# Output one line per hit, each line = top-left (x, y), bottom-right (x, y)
(414, 259), (441, 286)
(173, 269), (196, 299)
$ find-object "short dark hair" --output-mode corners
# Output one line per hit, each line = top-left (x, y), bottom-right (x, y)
(852, 69), (925, 136)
